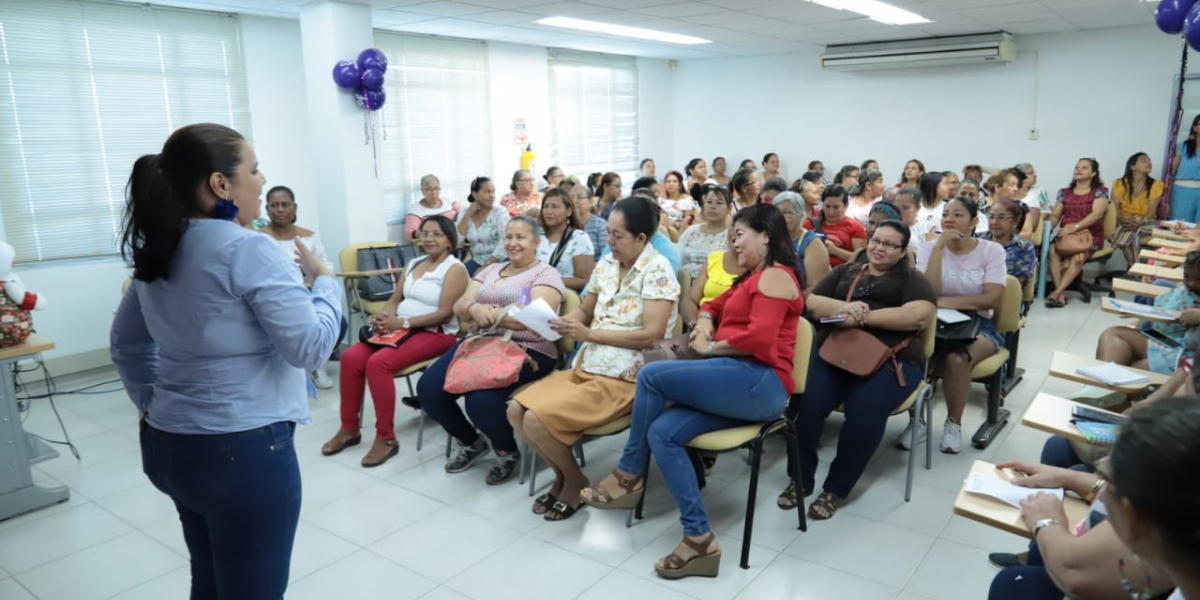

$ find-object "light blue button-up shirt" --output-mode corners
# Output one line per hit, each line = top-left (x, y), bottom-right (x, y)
(111, 219), (343, 434)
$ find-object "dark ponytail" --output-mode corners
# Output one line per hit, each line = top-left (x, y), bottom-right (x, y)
(121, 123), (245, 282)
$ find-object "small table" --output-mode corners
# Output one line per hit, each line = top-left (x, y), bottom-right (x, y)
(1128, 263), (1183, 283)
(0, 334), (70, 521)
(1048, 350), (1169, 395)
(1139, 250), (1184, 265)
(1099, 297), (1179, 323)
(1020, 392), (1122, 444)
(1150, 228), (1189, 241)
(1112, 278), (1169, 299)
(953, 460), (1091, 538)
(1144, 237), (1190, 251)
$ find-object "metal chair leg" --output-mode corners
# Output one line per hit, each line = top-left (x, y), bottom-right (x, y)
(785, 421), (807, 532)
(627, 453), (652, 528)
(740, 439), (765, 570)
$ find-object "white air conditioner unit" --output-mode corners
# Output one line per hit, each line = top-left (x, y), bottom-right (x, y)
(820, 33), (1016, 71)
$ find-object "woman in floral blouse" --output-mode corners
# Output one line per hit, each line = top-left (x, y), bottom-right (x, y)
(509, 196), (678, 522)
(500, 169), (541, 218)
(457, 176), (511, 275)
(980, 198), (1037, 290)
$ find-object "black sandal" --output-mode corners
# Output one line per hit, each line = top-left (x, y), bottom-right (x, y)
(532, 493), (558, 515)
(807, 490), (843, 520)
(544, 499), (583, 521)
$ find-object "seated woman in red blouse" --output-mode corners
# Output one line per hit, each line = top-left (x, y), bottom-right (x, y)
(805, 184), (867, 267)
(1046, 158), (1109, 307)
(580, 204), (805, 581)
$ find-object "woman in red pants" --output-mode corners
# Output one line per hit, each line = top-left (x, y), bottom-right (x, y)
(321, 215), (468, 467)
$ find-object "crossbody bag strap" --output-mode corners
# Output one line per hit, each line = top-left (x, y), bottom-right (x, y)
(845, 266), (917, 387)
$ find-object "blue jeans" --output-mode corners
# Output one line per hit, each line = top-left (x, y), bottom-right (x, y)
(617, 358), (789, 536)
(141, 422), (301, 600)
(417, 339), (557, 453)
(1040, 435), (1095, 473)
(791, 358), (922, 497)
(988, 540), (1062, 600)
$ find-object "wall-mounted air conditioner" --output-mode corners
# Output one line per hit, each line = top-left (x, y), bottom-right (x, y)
(820, 33), (1016, 71)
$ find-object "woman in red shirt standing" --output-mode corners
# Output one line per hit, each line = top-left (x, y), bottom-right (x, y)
(805, 184), (867, 267)
(581, 204), (805, 580)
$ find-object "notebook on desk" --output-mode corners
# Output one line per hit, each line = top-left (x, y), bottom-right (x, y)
(1076, 362), (1151, 386)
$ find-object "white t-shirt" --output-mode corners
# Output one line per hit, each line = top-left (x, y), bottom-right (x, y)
(267, 233), (333, 273)
(536, 228), (594, 280)
(397, 255), (465, 335)
(916, 238), (1007, 318)
(660, 197), (697, 220)
(916, 201), (946, 226)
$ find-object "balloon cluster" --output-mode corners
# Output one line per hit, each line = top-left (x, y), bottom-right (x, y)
(1157, 0), (1200, 51)
(331, 48), (388, 111)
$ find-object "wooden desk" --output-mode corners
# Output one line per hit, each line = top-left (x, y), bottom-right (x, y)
(1128, 263), (1183, 282)
(1151, 228), (1189, 241)
(1049, 351), (1169, 394)
(1112, 278), (1169, 298)
(1020, 392), (1122, 444)
(1140, 250), (1184, 265)
(0, 334), (70, 521)
(1099, 297), (1179, 323)
(953, 460), (1092, 538)
(1144, 237), (1190, 251)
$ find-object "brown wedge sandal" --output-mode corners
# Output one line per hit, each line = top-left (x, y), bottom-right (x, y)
(361, 439), (399, 468)
(776, 481), (815, 510)
(580, 469), (644, 510)
(321, 430), (362, 456)
(654, 533), (721, 580)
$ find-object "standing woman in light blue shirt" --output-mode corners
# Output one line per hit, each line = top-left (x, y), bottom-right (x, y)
(110, 124), (342, 600)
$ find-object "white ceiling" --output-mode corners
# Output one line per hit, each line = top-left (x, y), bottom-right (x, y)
(134, 0), (1158, 59)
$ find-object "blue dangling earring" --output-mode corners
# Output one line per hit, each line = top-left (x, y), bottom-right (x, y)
(212, 197), (239, 221)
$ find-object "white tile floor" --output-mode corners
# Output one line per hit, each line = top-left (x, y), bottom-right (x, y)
(1, 296), (1120, 600)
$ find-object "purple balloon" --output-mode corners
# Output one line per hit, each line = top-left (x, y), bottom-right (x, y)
(357, 48), (388, 74)
(361, 68), (385, 91)
(354, 89), (387, 111)
(332, 60), (361, 89)
(1187, 3), (1200, 50)
(1157, 0), (1197, 34)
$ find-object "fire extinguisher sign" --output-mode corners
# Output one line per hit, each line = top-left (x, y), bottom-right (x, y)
(513, 118), (528, 145)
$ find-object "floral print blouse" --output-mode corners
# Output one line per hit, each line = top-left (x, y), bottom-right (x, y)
(500, 191), (541, 218)
(980, 233), (1037, 288)
(577, 245), (679, 381)
(457, 205), (510, 262)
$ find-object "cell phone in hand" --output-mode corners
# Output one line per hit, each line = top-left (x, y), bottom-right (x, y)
(820, 315), (848, 324)
(1141, 328), (1182, 349)
(1070, 405), (1125, 425)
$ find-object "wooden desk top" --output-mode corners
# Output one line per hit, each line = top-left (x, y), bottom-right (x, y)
(953, 460), (1092, 538)
(1049, 351), (1169, 394)
(1140, 250), (1184, 265)
(337, 268), (405, 279)
(1151, 228), (1189, 241)
(1020, 392), (1123, 444)
(1112, 278), (1168, 298)
(1099, 297), (1179, 323)
(1145, 237), (1190, 250)
(0, 334), (55, 361)
(1128, 263), (1183, 282)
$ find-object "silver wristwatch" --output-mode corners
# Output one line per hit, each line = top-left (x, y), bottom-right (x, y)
(401, 316), (411, 330)
(1032, 518), (1061, 537)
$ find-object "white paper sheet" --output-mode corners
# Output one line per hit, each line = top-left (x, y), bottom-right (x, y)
(510, 297), (562, 341)
(963, 472), (1064, 509)
(1076, 362), (1150, 386)
(1109, 299), (1175, 321)
(936, 308), (970, 324)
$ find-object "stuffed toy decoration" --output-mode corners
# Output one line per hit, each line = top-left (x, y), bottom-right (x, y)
(0, 242), (45, 347)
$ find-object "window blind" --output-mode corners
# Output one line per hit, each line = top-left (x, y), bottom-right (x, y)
(0, 0), (251, 264)
(373, 32), (491, 225)
(547, 49), (638, 183)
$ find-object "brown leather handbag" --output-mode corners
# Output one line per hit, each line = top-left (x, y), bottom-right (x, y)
(817, 267), (914, 386)
(1054, 228), (1094, 256)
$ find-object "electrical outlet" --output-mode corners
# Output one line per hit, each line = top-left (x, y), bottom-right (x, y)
(1028, 127), (1039, 141)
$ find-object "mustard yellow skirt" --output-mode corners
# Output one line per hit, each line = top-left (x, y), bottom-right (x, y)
(513, 366), (635, 445)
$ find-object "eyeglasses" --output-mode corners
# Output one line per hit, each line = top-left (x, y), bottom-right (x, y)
(418, 230), (447, 239)
(779, 210), (801, 217)
(868, 238), (904, 251)
(991, 214), (1016, 222)
(267, 202), (294, 210)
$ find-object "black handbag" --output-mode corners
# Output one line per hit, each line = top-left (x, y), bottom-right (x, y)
(936, 313), (981, 346)
(355, 246), (405, 301)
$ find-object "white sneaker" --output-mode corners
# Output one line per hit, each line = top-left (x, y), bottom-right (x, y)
(895, 418), (927, 450)
(940, 420), (963, 454)
(311, 367), (334, 390)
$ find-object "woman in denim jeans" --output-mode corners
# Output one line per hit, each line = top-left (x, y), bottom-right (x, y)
(111, 124), (342, 600)
(581, 204), (805, 580)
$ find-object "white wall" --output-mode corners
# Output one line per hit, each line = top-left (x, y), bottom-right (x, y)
(670, 25), (1184, 186)
(488, 42), (552, 182)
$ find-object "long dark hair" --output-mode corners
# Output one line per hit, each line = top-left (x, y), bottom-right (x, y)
(730, 204), (801, 288)
(820, 184), (849, 223)
(918, 172), (946, 209)
(121, 123), (245, 282)
(1187, 114), (1200, 159)
(468, 176), (491, 203)
(1067, 158), (1104, 190)
(899, 159), (925, 184)
(1120, 152), (1157, 201)
(1109, 396), (1200, 569)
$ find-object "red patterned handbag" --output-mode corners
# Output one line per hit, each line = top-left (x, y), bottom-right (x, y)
(444, 308), (534, 394)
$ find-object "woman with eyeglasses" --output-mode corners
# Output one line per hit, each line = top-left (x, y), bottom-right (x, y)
(595, 172), (623, 220)
(980, 198), (1037, 291)
(676, 185), (732, 279)
(259, 185), (339, 391)
(773, 191), (829, 290)
(805, 184), (866, 268)
(912, 197), (1007, 454)
(730, 167), (762, 213)
(404, 174), (461, 242)
(978, 169), (1027, 235)
(500, 169), (542, 218)
(849, 201), (903, 262)
(322, 216), (468, 467)
(779, 220), (936, 517)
